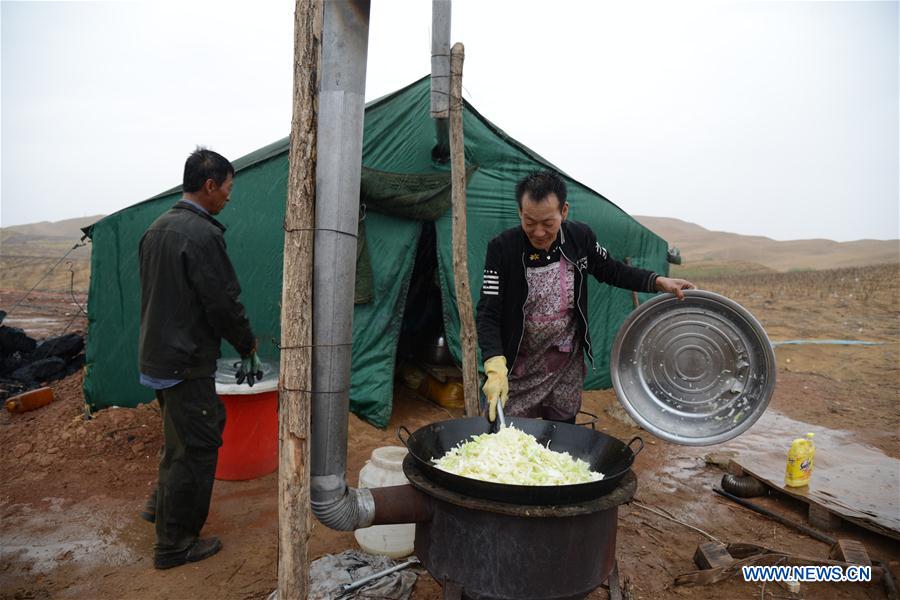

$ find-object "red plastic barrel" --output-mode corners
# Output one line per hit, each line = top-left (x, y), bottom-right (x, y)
(214, 366), (279, 481)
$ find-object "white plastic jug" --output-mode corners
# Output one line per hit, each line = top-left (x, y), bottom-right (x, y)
(353, 446), (415, 558)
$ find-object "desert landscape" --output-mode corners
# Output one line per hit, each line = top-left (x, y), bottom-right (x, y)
(1, 216), (897, 599)
(0, 217), (98, 295)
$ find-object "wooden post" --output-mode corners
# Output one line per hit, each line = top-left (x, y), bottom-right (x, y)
(449, 42), (480, 417)
(278, 0), (321, 598)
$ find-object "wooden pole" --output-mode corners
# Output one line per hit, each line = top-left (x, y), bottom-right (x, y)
(278, 0), (321, 597)
(449, 42), (480, 417)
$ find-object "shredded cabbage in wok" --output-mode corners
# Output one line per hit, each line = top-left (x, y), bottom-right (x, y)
(433, 426), (604, 486)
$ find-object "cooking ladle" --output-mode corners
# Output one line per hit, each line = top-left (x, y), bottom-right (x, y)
(494, 398), (507, 430)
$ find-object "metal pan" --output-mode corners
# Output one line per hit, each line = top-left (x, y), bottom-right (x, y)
(611, 290), (776, 446)
(398, 417), (643, 505)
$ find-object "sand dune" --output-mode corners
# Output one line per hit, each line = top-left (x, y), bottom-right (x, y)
(1, 215), (103, 242)
(0, 216), (99, 291)
(635, 216), (899, 272)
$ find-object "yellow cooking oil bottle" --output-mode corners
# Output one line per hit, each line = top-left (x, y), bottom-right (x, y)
(784, 433), (815, 487)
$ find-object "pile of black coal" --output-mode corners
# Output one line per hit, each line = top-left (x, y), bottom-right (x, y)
(0, 311), (85, 401)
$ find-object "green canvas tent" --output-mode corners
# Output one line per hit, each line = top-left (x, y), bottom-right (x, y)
(84, 76), (669, 428)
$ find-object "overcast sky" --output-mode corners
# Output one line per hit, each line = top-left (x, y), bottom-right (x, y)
(2, 0), (897, 241)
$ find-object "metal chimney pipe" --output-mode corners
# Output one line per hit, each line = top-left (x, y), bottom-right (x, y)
(309, 0), (376, 531)
(431, 0), (451, 119)
(431, 0), (451, 162)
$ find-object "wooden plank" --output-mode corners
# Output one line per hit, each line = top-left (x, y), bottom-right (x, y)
(732, 459), (899, 541)
(694, 542), (734, 570)
(676, 542), (886, 587)
(808, 503), (841, 532)
(829, 539), (871, 567)
(719, 412), (900, 541)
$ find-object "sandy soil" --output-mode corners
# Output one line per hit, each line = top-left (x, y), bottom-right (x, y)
(1, 265), (897, 600)
(0, 290), (88, 340)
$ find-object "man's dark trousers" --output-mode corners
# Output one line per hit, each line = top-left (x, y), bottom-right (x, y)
(154, 378), (225, 558)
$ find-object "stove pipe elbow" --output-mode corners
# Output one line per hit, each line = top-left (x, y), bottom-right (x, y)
(311, 475), (376, 531)
(311, 478), (432, 531)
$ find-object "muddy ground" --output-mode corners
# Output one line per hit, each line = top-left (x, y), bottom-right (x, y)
(1, 265), (898, 600)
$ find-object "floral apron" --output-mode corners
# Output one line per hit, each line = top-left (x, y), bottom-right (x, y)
(507, 257), (585, 420)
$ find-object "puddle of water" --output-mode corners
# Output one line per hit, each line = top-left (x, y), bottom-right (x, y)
(772, 339), (885, 346)
(0, 497), (141, 575)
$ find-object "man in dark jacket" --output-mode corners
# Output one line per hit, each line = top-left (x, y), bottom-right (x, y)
(138, 148), (259, 570)
(476, 170), (694, 423)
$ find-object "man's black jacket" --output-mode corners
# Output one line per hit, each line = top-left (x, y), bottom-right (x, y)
(475, 220), (658, 371)
(139, 201), (255, 379)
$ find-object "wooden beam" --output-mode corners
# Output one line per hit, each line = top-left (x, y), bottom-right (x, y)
(449, 42), (479, 417)
(278, 1), (322, 598)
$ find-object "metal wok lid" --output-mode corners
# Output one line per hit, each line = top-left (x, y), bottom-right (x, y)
(610, 290), (775, 446)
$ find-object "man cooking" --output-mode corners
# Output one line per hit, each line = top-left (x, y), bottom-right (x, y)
(476, 170), (695, 423)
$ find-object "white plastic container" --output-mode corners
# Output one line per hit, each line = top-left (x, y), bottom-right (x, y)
(353, 446), (415, 558)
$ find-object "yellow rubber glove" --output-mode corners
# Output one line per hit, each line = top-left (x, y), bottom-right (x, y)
(482, 355), (509, 422)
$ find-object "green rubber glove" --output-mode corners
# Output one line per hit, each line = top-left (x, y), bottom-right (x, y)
(236, 352), (263, 386)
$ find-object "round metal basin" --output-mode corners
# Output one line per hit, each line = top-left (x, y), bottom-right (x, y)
(420, 334), (454, 366)
(611, 290), (775, 446)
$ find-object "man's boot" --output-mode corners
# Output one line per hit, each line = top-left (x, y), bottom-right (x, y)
(154, 537), (223, 570)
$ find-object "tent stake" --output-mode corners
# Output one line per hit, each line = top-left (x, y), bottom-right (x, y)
(449, 42), (480, 417)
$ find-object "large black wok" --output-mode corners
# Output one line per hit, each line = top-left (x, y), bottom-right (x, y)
(398, 417), (643, 505)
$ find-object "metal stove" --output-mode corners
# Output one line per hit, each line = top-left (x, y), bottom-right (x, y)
(403, 455), (637, 600)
